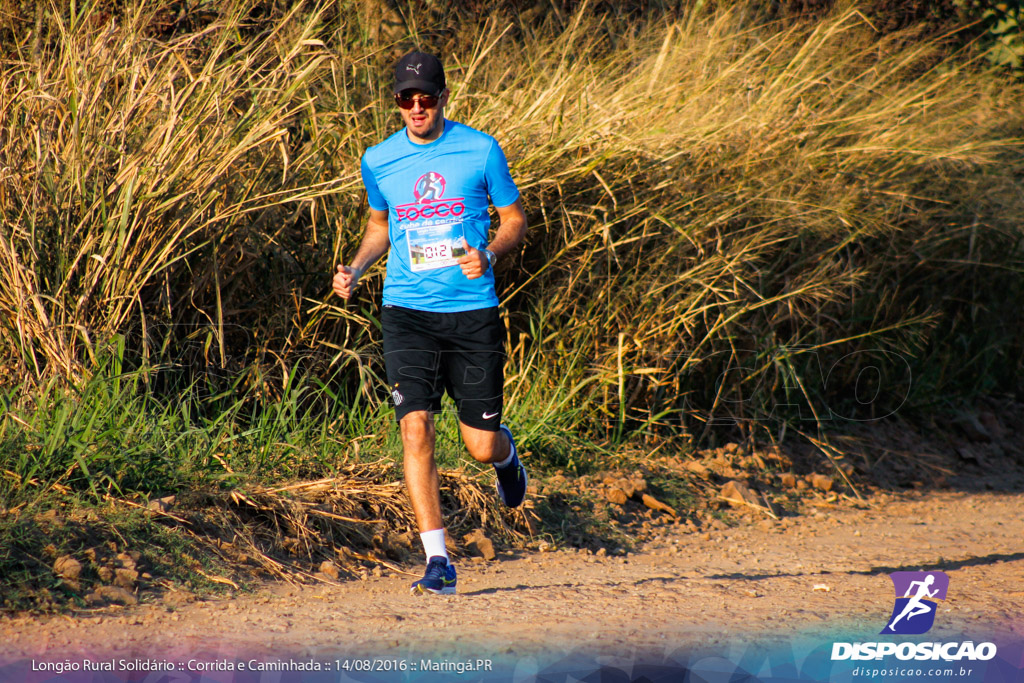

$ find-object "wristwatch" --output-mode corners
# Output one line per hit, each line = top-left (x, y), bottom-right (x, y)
(484, 249), (497, 269)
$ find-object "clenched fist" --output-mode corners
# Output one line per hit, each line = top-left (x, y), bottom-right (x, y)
(332, 264), (362, 300)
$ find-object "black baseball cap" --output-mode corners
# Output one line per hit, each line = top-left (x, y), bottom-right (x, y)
(393, 51), (446, 95)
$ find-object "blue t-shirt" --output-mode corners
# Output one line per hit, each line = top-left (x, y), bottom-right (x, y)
(361, 120), (520, 312)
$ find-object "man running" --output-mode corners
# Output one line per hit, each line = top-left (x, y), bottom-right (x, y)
(332, 51), (528, 595)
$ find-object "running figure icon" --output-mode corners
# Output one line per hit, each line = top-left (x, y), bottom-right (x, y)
(887, 574), (938, 631)
(415, 172), (444, 202)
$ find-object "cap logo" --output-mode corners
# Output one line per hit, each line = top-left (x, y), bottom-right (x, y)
(406, 63), (422, 74)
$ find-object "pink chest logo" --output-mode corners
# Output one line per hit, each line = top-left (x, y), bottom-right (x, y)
(413, 172), (446, 202)
(397, 172), (464, 223)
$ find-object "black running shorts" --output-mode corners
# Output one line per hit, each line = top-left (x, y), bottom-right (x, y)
(381, 305), (505, 431)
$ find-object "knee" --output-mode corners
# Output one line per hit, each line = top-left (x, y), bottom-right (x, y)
(400, 411), (434, 443)
(465, 430), (504, 464)
(466, 443), (491, 464)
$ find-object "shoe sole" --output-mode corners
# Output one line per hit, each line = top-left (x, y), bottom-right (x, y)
(411, 584), (456, 596)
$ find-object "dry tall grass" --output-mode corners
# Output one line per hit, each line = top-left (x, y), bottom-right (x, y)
(463, 5), (1024, 434)
(1, 2), (377, 385)
(1, 1), (1022, 441)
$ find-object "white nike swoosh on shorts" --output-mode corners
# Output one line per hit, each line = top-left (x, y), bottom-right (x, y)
(482, 412), (499, 420)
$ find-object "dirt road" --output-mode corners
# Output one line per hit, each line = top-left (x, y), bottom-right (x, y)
(2, 488), (1022, 681)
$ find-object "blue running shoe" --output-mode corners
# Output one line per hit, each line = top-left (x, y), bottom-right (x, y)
(410, 556), (456, 595)
(495, 424), (528, 508)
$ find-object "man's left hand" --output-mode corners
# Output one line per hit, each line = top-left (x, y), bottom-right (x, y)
(458, 238), (488, 280)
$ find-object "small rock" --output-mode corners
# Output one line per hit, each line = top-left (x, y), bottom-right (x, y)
(319, 561), (340, 580)
(977, 411), (1003, 438)
(162, 590), (195, 607)
(720, 480), (760, 508)
(393, 531), (417, 549)
(380, 534), (411, 563)
(35, 509), (61, 525)
(115, 553), (137, 570)
(810, 474), (834, 492)
(463, 529), (496, 561)
(779, 472), (797, 489)
(371, 566), (383, 578)
(147, 495), (176, 513)
(87, 586), (137, 606)
(723, 442), (740, 455)
(97, 566), (115, 583)
(796, 478), (809, 490)
(684, 461), (709, 477)
(54, 556), (82, 581)
(605, 487), (628, 505)
(595, 548), (607, 557)
(114, 568), (139, 589)
(955, 412), (992, 443)
(956, 446), (981, 463)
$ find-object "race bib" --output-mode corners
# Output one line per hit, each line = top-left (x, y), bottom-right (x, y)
(407, 222), (466, 272)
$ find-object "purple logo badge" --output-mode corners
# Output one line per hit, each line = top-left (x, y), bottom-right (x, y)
(881, 571), (949, 635)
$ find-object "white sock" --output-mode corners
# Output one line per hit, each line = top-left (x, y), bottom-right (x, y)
(493, 431), (516, 469)
(420, 528), (449, 563)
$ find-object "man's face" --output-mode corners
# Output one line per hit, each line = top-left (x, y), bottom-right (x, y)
(397, 88), (448, 142)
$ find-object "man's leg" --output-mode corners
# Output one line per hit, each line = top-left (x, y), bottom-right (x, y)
(459, 421), (510, 464)
(401, 410), (442, 533)
(401, 409), (457, 595)
(459, 420), (527, 508)
(441, 307), (527, 508)
(382, 306), (456, 594)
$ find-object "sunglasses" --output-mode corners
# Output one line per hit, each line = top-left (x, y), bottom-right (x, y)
(395, 92), (440, 109)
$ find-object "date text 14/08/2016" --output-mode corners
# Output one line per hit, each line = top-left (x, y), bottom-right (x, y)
(339, 659), (494, 674)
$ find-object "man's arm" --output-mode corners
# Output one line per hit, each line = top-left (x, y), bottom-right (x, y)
(458, 198), (527, 280)
(332, 208), (390, 299)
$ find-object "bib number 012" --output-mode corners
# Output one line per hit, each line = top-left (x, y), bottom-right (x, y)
(406, 222), (465, 272)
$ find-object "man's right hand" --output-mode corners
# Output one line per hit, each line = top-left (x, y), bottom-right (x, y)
(332, 264), (362, 300)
